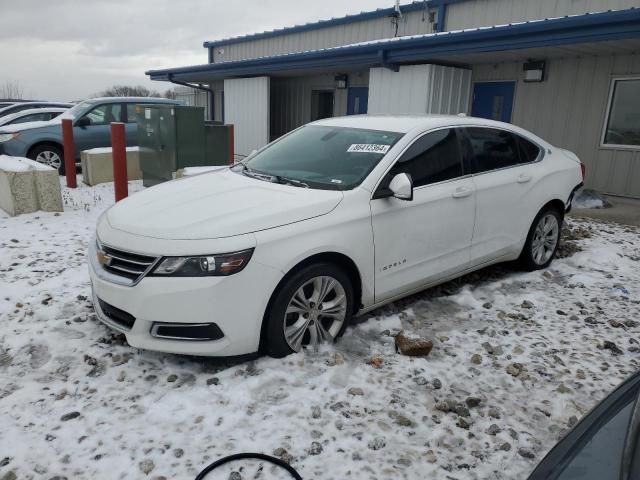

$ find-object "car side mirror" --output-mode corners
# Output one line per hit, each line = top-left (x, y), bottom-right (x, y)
(75, 117), (91, 128)
(388, 172), (413, 201)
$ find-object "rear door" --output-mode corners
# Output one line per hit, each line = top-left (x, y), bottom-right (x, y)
(463, 127), (543, 263)
(371, 128), (475, 302)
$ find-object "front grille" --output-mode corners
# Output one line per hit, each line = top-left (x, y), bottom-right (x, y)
(97, 298), (136, 331)
(102, 245), (158, 282)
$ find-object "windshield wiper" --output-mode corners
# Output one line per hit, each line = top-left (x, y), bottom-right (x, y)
(236, 163), (274, 183)
(270, 175), (309, 188)
(236, 163), (309, 188)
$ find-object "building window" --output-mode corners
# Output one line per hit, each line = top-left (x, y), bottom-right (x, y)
(603, 78), (640, 148)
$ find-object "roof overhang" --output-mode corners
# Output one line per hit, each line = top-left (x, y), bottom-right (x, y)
(147, 8), (640, 83)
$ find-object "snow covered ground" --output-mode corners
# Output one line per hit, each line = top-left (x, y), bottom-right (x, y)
(1, 178), (639, 480)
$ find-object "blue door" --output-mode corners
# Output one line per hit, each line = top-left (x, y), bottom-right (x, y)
(471, 82), (515, 123)
(347, 87), (369, 115)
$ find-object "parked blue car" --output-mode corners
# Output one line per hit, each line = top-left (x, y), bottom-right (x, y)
(0, 97), (180, 174)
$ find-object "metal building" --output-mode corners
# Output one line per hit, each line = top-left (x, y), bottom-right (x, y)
(147, 0), (640, 198)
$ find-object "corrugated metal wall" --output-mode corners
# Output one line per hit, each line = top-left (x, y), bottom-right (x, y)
(213, 9), (437, 63)
(269, 71), (369, 139)
(472, 53), (640, 198)
(223, 77), (270, 157)
(446, 0), (640, 31)
(173, 86), (210, 119)
(368, 65), (471, 115)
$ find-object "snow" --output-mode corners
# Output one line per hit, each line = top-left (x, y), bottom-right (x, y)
(573, 189), (609, 209)
(182, 166), (225, 176)
(0, 155), (55, 172)
(1, 180), (639, 479)
(84, 146), (141, 154)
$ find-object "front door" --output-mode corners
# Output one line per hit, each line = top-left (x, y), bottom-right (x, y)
(73, 102), (124, 154)
(347, 87), (369, 115)
(371, 128), (475, 302)
(471, 81), (515, 123)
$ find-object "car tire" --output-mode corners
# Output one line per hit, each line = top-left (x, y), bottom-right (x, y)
(263, 262), (354, 358)
(29, 144), (65, 175)
(519, 205), (564, 271)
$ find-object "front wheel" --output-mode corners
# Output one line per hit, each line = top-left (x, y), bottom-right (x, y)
(263, 263), (354, 358)
(519, 207), (563, 271)
(29, 144), (65, 175)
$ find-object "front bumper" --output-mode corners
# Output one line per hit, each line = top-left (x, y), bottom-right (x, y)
(88, 241), (283, 356)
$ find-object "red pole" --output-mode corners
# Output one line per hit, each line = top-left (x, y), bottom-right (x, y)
(110, 122), (128, 202)
(61, 119), (77, 188)
(228, 123), (235, 165)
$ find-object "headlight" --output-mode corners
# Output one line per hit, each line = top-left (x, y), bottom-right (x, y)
(150, 249), (254, 277)
(0, 133), (18, 143)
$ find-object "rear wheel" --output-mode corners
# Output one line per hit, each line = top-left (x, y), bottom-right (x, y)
(519, 206), (563, 271)
(29, 144), (65, 175)
(264, 263), (353, 358)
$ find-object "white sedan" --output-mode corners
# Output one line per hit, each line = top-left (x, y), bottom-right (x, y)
(0, 107), (67, 127)
(89, 115), (584, 357)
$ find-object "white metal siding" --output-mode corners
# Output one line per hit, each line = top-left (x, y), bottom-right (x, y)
(223, 77), (270, 157)
(472, 53), (640, 198)
(368, 65), (471, 115)
(446, 0), (640, 31)
(213, 9), (437, 63)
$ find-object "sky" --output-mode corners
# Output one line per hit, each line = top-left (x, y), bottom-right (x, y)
(0, 0), (393, 101)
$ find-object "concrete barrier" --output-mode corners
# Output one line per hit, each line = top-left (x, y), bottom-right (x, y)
(0, 155), (63, 216)
(81, 147), (142, 186)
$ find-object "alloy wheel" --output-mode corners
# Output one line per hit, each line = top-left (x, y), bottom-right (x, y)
(283, 275), (347, 352)
(36, 150), (62, 169)
(531, 213), (559, 265)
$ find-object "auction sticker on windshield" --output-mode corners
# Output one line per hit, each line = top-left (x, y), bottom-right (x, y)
(347, 144), (390, 154)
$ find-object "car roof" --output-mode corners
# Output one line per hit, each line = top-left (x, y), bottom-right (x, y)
(314, 114), (524, 134)
(9, 107), (68, 115)
(86, 97), (180, 104)
(0, 101), (73, 112)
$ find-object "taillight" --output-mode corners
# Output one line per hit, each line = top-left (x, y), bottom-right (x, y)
(580, 162), (586, 180)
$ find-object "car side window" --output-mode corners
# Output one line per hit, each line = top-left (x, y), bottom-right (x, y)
(10, 113), (46, 124)
(465, 127), (522, 173)
(82, 103), (123, 126)
(518, 135), (542, 163)
(125, 104), (139, 124)
(389, 128), (463, 188)
(551, 394), (636, 480)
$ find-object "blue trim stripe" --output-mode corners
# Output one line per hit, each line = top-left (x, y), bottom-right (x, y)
(148, 8), (640, 82)
(203, 1), (455, 48)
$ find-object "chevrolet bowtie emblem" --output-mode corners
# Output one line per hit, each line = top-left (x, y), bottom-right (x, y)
(97, 250), (112, 267)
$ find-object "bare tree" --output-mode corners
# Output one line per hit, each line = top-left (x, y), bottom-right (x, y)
(94, 85), (163, 98)
(0, 81), (25, 100)
(163, 88), (178, 100)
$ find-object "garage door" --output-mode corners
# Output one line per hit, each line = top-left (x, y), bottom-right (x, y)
(223, 77), (270, 158)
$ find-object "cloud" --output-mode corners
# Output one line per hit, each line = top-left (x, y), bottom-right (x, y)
(0, 0), (390, 100)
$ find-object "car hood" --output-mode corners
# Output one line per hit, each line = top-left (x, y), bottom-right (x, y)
(106, 169), (344, 240)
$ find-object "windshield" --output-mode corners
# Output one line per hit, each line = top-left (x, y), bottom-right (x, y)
(242, 125), (403, 190)
(60, 99), (95, 120)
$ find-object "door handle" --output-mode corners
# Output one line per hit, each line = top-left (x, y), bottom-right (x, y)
(517, 174), (532, 184)
(452, 186), (473, 199)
